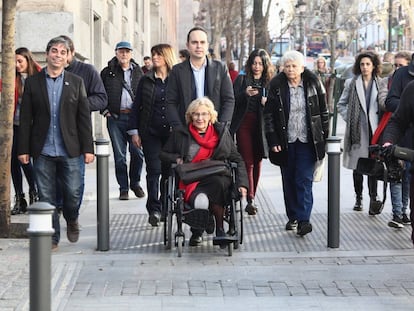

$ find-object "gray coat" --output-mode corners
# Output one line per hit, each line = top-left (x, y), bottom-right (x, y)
(337, 75), (380, 170)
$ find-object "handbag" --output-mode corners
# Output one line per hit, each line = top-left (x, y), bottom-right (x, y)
(313, 158), (325, 182)
(268, 149), (287, 166)
(175, 160), (231, 185)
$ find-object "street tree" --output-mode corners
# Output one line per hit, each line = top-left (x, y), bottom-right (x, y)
(0, 0), (17, 237)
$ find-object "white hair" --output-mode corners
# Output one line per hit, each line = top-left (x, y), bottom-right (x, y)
(281, 50), (304, 66)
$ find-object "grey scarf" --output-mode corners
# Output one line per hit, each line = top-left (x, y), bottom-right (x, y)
(347, 77), (361, 150)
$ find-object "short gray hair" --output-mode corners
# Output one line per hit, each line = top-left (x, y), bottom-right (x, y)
(281, 50), (304, 66)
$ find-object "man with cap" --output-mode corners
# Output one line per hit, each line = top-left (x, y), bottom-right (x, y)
(101, 41), (145, 200)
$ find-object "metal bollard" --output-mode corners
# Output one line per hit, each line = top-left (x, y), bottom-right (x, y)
(95, 138), (110, 251)
(326, 136), (342, 248)
(27, 202), (55, 311)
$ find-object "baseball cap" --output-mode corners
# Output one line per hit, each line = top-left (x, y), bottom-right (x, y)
(115, 41), (132, 51)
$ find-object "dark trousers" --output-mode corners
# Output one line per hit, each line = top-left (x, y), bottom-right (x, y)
(352, 170), (378, 198)
(236, 112), (262, 202)
(11, 125), (36, 195)
(142, 133), (169, 215)
(280, 140), (316, 222)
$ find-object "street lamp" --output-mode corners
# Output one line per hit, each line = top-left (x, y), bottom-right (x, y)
(296, 0), (307, 56)
(279, 8), (285, 57)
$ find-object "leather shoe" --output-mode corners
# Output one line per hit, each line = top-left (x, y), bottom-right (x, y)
(297, 222), (312, 236)
(52, 242), (58, 251)
(245, 202), (258, 215)
(67, 220), (80, 243)
(119, 190), (129, 200)
(285, 220), (298, 231)
(148, 211), (161, 227)
(369, 199), (384, 215)
(131, 185), (145, 198)
(189, 233), (203, 246)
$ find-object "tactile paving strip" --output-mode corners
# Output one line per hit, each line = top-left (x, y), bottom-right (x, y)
(109, 210), (412, 254)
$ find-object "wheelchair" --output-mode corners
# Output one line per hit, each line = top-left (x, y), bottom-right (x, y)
(163, 162), (243, 257)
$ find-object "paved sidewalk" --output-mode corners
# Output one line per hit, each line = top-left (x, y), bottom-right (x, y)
(1, 118), (414, 310)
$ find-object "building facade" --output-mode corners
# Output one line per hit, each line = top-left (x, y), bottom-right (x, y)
(0, 0), (185, 137)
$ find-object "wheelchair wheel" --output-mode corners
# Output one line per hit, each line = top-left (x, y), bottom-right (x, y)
(177, 236), (184, 257)
(164, 176), (175, 250)
(228, 241), (233, 256)
(232, 199), (243, 250)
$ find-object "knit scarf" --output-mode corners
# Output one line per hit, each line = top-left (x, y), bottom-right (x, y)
(347, 77), (361, 150)
(180, 123), (219, 202)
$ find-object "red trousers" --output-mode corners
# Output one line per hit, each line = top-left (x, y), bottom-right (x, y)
(236, 112), (262, 202)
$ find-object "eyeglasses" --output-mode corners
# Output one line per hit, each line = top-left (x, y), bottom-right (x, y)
(394, 63), (405, 68)
(191, 112), (210, 118)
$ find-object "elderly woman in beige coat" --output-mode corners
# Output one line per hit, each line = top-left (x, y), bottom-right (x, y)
(337, 51), (383, 215)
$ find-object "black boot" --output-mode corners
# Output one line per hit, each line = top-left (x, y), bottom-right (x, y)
(369, 195), (384, 215)
(29, 190), (39, 205)
(11, 194), (27, 215)
(353, 195), (363, 211)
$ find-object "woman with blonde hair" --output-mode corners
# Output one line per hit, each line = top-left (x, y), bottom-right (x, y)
(128, 43), (177, 227)
(160, 97), (248, 246)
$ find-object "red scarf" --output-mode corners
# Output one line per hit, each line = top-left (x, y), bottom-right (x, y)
(179, 123), (219, 202)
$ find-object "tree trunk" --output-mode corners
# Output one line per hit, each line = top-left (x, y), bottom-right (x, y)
(253, 0), (272, 50)
(238, 0), (246, 70)
(0, 0), (17, 237)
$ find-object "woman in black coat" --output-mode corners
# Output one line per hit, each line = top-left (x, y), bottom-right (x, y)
(128, 44), (177, 227)
(230, 49), (273, 216)
(264, 50), (329, 237)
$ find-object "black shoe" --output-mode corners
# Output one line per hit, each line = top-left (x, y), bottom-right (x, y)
(119, 190), (129, 200)
(11, 194), (27, 215)
(189, 233), (203, 246)
(388, 215), (404, 229)
(369, 198), (384, 215)
(297, 222), (312, 236)
(353, 195), (363, 211)
(131, 185), (145, 198)
(205, 213), (215, 234)
(29, 190), (39, 205)
(402, 214), (411, 225)
(148, 211), (161, 227)
(285, 220), (298, 231)
(245, 202), (258, 215)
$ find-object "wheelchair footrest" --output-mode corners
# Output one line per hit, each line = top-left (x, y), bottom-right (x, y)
(212, 235), (238, 246)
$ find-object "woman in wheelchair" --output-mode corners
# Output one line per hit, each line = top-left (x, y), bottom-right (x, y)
(160, 97), (248, 247)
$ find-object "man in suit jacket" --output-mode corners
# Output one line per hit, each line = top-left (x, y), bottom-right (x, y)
(166, 26), (235, 129)
(165, 26), (235, 247)
(18, 36), (94, 250)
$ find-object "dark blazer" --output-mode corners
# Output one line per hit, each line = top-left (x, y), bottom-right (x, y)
(18, 69), (94, 159)
(166, 57), (235, 128)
